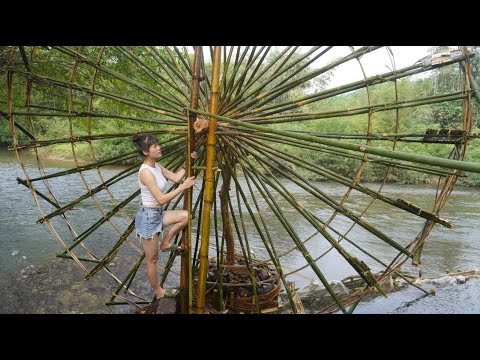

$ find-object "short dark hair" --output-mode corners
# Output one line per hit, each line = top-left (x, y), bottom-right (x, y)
(132, 134), (159, 156)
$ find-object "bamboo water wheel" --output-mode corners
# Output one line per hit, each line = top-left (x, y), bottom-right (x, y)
(4, 46), (480, 314)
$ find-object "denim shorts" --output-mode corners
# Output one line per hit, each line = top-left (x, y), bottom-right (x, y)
(135, 205), (164, 240)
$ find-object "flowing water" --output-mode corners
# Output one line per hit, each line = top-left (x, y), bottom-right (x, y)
(1, 149), (479, 313)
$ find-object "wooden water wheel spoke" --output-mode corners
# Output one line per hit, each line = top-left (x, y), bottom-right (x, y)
(5, 45), (479, 314)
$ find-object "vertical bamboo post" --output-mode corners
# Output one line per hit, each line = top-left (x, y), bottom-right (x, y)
(180, 46), (202, 314)
(219, 153), (235, 266)
(412, 46), (474, 266)
(196, 46), (221, 314)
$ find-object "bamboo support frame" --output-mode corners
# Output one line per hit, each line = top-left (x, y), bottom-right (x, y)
(190, 108), (480, 174)
(7, 46), (478, 314)
(236, 131), (463, 177)
(180, 46), (202, 314)
(231, 50), (473, 118)
(55, 46), (188, 114)
(238, 135), (451, 227)
(226, 46), (382, 117)
(218, 141), (297, 312)
(12, 69), (186, 120)
(196, 46), (221, 314)
(221, 46), (294, 114)
(230, 137), (411, 256)
(220, 141), (348, 313)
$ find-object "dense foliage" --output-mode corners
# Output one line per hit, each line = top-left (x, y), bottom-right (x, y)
(1, 46), (479, 185)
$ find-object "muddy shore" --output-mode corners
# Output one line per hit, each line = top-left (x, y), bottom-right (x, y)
(0, 258), (135, 314)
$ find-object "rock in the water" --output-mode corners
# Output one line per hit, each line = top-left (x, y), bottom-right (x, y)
(257, 268), (269, 281)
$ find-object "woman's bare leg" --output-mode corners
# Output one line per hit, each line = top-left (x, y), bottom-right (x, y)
(159, 209), (188, 250)
(142, 234), (165, 298)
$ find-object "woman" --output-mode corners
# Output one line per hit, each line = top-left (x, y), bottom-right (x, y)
(132, 133), (197, 299)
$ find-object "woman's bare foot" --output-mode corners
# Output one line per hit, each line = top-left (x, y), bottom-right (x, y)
(160, 242), (182, 252)
(156, 288), (165, 298)
(156, 288), (179, 299)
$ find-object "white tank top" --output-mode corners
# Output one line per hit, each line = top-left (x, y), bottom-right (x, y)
(138, 163), (168, 206)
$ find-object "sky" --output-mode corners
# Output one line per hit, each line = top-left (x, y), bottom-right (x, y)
(316, 46), (433, 88)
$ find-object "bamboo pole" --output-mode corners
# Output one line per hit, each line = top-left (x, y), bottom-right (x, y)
(0, 111), (35, 139)
(54, 46), (187, 115)
(84, 221), (135, 280)
(219, 141), (291, 312)
(192, 173), (206, 271)
(228, 45), (324, 113)
(56, 255), (101, 263)
(173, 46), (192, 76)
(200, 49), (211, 102)
(24, 136), (184, 182)
(239, 47), (272, 95)
(228, 173), (261, 313)
(221, 47), (293, 114)
(232, 141), (388, 296)
(229, 137), (410, 255)
(16, 177), (61, 209)
(12, 69), (186, 121)
(240, 158), (298, 313)
(411, 47), (475, 267)
(217, 128), (479, 142)
(222, 141), (348, 313)
(223, 46), (299, 115)
(223, 47), (255, 105)
(13, 129), (186, 150)
(116, 46), (188, 107)
(235, 131), (462, 178)
(231, 137), (410, 256)
(222, 46), (251, 105)
(9, 48), (129, 291)
(196, 46), (221, 314)
(180, 46), (202, 314)
(10, 101), (184, 125)
(38, 163), (139, 223)
(273, 46), (331, 89)
(239, 91), (468, 124)
(226, 46), (382, 117)
(18, 46), (32, 72)
(165, 46), (194, 90)
(61, 190), (139, 254)
(240, 135), (451, 227)
(212, 171), (224, 311)
(190, 109), (480, 174)
(232, 50), (473, 118)
(461, 62), (480, 104)
(108, 254), (146, 305)
(226, 148), (261, 313)
(230, 47), (265, 101)
(145, 46), (191, 101)
(219, 154), (235, 265)
(220, 46), (234, 98)
(167, 148), (206, 211)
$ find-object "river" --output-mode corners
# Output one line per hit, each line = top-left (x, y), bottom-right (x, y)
(1, 149), (479, 313)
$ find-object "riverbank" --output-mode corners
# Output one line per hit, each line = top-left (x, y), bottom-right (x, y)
(3, 145), (480, 187)
(2, 252), (479, 314)
(0, 258), (124, 314)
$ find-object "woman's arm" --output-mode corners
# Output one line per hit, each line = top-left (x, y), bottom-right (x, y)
(140, 169), (195, 206)
(161, 166), (185, 184)
(161, 151), (198, 184)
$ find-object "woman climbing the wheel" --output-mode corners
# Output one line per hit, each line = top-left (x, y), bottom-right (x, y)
(132, 133), (197, 299)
